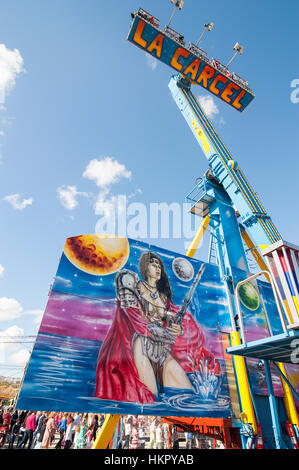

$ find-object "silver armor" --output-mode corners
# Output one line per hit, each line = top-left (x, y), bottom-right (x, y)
(114, 270), (140, 308)
(115, 269), (176, 366)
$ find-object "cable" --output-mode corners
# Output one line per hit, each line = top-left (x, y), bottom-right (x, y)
(0, 342), (34, 345)
(0, 329), (35, 353)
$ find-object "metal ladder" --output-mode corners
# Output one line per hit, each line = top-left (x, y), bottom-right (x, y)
(208, 231), (218, 265)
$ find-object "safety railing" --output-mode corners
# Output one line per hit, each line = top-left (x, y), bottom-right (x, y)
(231, 72), (252, 92)
(211, 58), (231, 77)
(164, 25), (185, 45)
(186, 179), (206, 205)
(187, 42), (209, 62)
(137, 8), (160, 28)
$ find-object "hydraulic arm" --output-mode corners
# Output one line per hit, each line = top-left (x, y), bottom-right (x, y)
(169, 75), (281, 250)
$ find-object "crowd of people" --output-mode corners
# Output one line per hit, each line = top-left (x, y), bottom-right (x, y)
(0, 404), (220, 449)
(116, 415), (219, 449)
(122, 416), (171, 449)
(0, 407), (105, 449)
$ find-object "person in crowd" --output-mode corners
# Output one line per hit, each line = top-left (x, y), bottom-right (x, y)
(149, 418), (156, 449)
(99, 414), (105, 428)
(54, 412), (60, 428)
(8, 418), (21, 449)
(133, 415), (138, 427)
(32, 411), (46, 448)
(18, 410), (27, 426)
(9, 409), (19, 432)
(186, 431), (193, 449)
(74, 416), (87, 449)
(130, 422), (139, 449)
(17, 410), (36, 449)
(3, 407), (11, 429)
(85, 419), (94, 449)
(73, 422), (81, 447)
(42, 412), (56, 449)
(156, 422), (164, 449)
(162, 421), (169, 449)
(16, 422), (26, 448)
(123, 416), (132, 449)
(34, 417), (48, 449)
(172, 426), (180, 449)
(0, 416), (10, 448)
(90, 414), (99, 442)
(64, 417), (75, 450)
(201, 437), (210, 449)
(72, 413), (82, 444)
(55, 413), (68, 449)
(85, 414), (98, 448)
(138, 420), (146, 449)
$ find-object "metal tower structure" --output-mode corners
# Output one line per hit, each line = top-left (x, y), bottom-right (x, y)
(169, 74), (299, 448)
(93, 6), (299, 450)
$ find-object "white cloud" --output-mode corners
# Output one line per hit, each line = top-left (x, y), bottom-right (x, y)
(198, 94), (220, 120)
(0, 264), (4, 278)
(0, 326), (29, 369)
(57, 185), (88, 210)
(0, 297), (43, 325)
(0, 44), (24, 104)
(23, 308), (44, 325)
(0, 297), (23, 321)
(146, 55), (157, 71)
(0, 325), (24, 348)
(94, 189), (142, 216)
(0, 326), (33, 377)
(3, 193), (33, 210)
(128, 188), (142, 199)
(9, 348), (30, 366)
(94, 192), (127, 217)
(0, 130), (4, 136)
(83, 157), (131, 189)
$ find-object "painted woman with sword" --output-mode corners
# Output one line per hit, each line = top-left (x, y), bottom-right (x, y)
(94, 252), (220, 403)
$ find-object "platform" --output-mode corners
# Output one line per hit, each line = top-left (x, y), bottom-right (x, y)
(227, 330), (299, 363)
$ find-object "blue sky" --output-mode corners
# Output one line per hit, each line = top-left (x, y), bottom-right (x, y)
(0, 0), (298, 378)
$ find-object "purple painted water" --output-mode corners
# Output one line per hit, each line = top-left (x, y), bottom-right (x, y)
(39, 291), (114, 342)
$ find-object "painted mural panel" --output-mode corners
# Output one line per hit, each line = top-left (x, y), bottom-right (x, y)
(17, 235), (231, 417)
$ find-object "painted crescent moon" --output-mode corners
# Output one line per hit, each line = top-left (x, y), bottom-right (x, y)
(64, 234), (130, 276)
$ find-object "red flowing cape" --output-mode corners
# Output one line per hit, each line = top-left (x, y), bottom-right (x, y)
(94, 299), (220, 404)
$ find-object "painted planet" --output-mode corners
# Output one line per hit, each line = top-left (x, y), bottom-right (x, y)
(238, 282), (260, 311)
(172, 257), (194, 282)
(64, 234), (130, 275)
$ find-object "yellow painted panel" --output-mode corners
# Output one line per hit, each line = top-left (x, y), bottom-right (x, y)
(191, 117), (211, 155)
(92, 414), (120, 449)
(230, 331), (257, 434)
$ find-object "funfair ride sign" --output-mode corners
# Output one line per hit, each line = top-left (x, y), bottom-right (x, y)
(127, 13), (255, 113)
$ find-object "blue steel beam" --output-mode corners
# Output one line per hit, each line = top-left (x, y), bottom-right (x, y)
(263, 360), (287, 449)
(168, 75), (281, 249)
